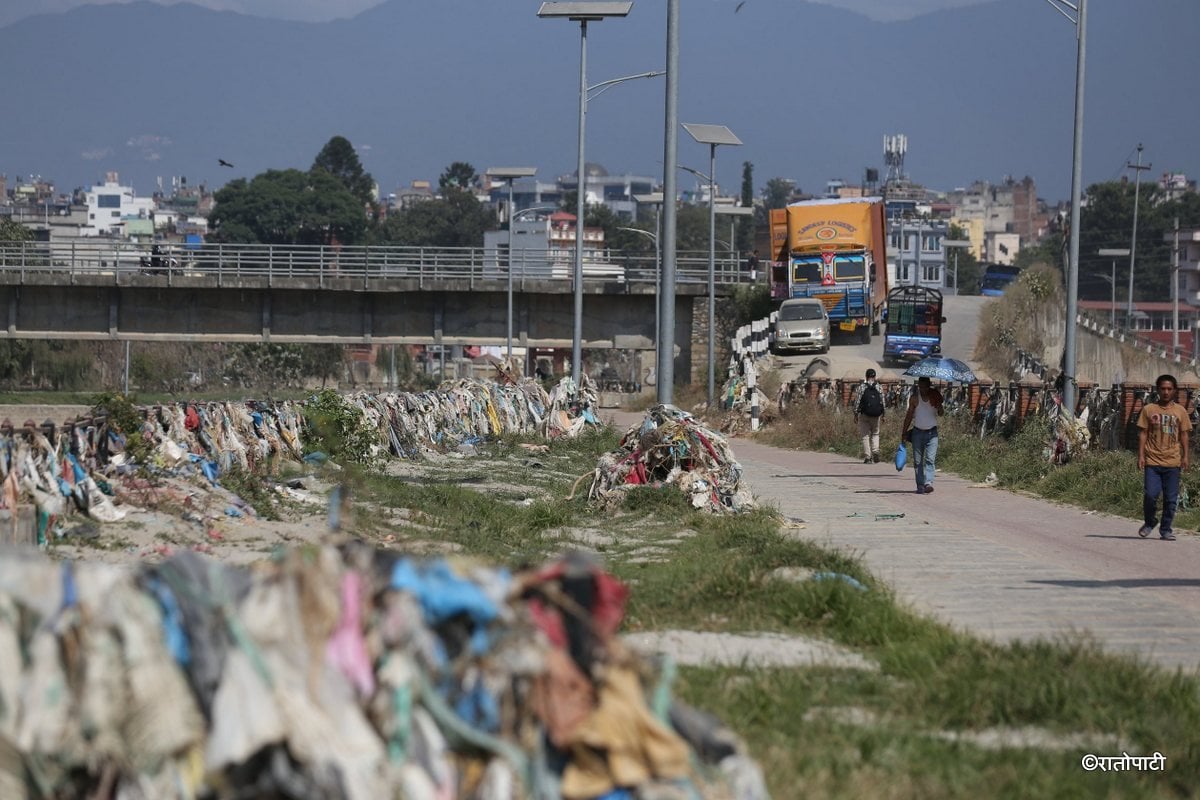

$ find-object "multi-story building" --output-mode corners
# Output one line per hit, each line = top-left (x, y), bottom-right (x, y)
(82, 173), (154, 237)
(887, 218), (950, 291)
(555, 163), (655, 221)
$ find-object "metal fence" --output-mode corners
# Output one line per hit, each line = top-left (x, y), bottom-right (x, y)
(0, 240), (754, 288)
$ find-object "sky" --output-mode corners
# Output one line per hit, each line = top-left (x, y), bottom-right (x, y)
(2, 0), (1196, 206)
(0, 0), (995, 28)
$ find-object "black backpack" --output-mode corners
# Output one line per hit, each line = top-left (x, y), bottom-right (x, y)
(859, 384), (884, 417)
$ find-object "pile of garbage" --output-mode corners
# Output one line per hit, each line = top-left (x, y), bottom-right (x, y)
(544, 375), (601, 439)
(0, 400), (306, 544)
(588, 406), (753, 514)
(0, 545), (766, 799)
(344, 376), (601, 460)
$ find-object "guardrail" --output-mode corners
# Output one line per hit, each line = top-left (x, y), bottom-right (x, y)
(0, 240), (753, 289)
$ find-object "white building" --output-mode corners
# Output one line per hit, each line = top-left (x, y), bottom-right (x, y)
(81, 173), (155, 237)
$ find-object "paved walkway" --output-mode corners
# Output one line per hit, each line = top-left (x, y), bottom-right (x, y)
(609, 411), (1200, 673)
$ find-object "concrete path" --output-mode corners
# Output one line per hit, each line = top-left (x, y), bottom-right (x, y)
(608, 410), (1200, 673)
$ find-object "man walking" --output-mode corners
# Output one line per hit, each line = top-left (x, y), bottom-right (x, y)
(901, 376), (943, 493)
(855, 368), (885, 463)
(1138, 373), (1191, 541)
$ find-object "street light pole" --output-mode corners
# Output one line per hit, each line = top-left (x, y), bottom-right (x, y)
(537, 2), (634, 384)
(485, 167), (537, 361)
(1126, 143), (1150, 320)
(1098, 248), (1129, 329)
(658, 0), (679, 405)
(1042, 0), (1087, 416)
(943, 239), (971, 296)
(683, 123), (742, 407)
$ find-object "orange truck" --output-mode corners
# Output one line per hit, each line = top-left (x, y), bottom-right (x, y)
(768, 197), (888, 343)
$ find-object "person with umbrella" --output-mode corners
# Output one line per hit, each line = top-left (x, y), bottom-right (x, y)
(901, 376), (944, 494)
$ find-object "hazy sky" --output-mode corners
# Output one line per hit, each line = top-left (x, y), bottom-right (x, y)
(0, 0), (994, 29)
(3, 0), (1196, 206)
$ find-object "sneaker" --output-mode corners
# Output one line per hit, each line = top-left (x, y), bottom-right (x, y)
(924, 485), (935, 494)
(863, 456), (873, 464)
(1138, 525), (1153, 538)
(915, 486), (925, 494)
(872, 452), (881, 463)
(1161, 531), (1176, 541)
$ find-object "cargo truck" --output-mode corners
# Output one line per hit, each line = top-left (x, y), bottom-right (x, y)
(882, 285), (945, 365)
(768, 197), (888, 343)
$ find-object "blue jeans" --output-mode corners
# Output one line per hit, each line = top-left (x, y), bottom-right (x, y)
(1143, 465), (1181, 534)
(911, 427), (938, 489)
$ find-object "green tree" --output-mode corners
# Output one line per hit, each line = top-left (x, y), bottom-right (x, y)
(209, 168), (367, 245)
(738, 161), (755, 252)
(1014, 232), (1064, 273)
(439, 161), (479, 193)
(372, 190), (496, 248)
(312, 135), (376, 211)
(0, 218), (33, 242)
(763, 177), (795, 211)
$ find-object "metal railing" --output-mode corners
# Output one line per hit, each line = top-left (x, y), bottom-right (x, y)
(1077, 310), (1198, 368)
(0, 240), (754, 289)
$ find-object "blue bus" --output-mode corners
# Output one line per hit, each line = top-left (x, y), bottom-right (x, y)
(979, 264), (1021, 296)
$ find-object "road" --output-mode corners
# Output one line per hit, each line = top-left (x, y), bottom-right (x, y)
(773, 294), (992, 385)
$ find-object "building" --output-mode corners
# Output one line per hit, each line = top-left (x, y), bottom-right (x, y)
(82, 173), (154, 237)
(887, 218), (949, 291)
(1158, 172), (1196, 203)
(947, 176), (1050, 260)
(481, 209), (608, 279)
(1078, 300), (1196, 355)
(556, 163), (655, 221)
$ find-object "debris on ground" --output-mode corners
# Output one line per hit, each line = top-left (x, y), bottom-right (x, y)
(543, 375), (601, 439)
(0, 400), (306, 546)
(587, 405), (754, 514)
(0, 545), (766, 799)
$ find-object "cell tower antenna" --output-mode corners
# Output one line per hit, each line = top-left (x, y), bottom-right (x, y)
(883, 133), (907, 182)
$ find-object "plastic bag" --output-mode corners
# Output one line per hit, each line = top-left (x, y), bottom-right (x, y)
(894, 445), (907, 471)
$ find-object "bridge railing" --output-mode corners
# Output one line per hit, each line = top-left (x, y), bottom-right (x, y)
(0, 240), (753, 288)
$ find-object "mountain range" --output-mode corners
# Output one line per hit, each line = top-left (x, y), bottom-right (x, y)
(2, 0), (1197, 202)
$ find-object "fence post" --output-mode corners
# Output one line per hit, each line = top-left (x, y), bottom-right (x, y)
(747, 357), (759, 431)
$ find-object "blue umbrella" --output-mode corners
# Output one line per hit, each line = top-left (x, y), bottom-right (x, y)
(903, 357), (977, 384)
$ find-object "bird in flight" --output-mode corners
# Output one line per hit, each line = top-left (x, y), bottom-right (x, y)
(735, 1), (746, 12)
(218, 158), (234, 168)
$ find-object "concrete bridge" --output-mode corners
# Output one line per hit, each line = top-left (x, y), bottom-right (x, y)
(0, 241), (750, 371)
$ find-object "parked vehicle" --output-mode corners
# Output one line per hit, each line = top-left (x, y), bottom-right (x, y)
(767, 197), (888, 343)
(771, 298), (830, 355)
(979, 264), (1021, 296)
(882, 285), (945, 365)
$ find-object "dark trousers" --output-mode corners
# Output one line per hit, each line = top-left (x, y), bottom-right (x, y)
(1143, 465), (1181, 534)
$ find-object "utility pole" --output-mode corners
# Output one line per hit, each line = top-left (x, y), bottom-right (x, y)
(1172, 216), (1180, 352)
(1125, 143), (1151, 319)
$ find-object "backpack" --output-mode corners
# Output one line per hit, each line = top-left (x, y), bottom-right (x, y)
(859, 384), (884, 417)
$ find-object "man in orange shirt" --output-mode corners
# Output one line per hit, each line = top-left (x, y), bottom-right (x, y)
(1137, 373), (1192, 541)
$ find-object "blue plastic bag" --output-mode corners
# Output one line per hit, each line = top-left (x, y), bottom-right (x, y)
(894, 444), (907, 471)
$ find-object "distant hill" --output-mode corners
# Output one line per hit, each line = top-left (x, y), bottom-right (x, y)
(2, 0), (1197, 200)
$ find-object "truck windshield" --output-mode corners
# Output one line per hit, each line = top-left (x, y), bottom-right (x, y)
(779, 304), (824, 321)
(834, 256), (865, 280)
(791, 260), (822, 283)
(791, 255), (866, 283)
